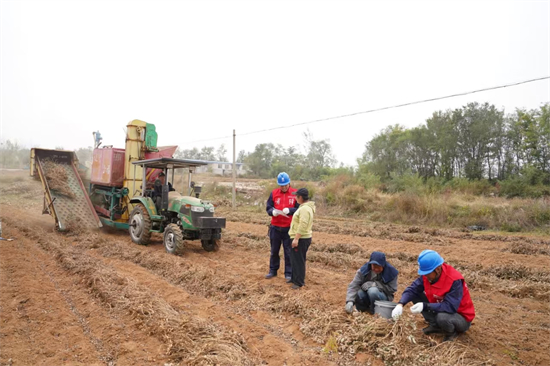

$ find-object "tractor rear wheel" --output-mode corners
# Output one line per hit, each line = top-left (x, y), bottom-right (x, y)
(164, 224), (184, 255)
(129, 204), (152, 245)
(201, 239), (220, 252)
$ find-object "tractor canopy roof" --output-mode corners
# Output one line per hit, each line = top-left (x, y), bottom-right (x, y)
(132, 157), (209, 170)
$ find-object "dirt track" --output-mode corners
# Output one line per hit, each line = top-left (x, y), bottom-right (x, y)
(1, 175), (549, 366)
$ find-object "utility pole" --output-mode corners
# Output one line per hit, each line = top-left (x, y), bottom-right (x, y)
(232, 129), (236, 210)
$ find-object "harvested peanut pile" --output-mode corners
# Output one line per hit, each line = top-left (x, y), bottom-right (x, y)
(1, 172), (549, 366)
(41, 159), (75, 198)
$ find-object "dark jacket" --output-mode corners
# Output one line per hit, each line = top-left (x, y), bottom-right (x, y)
(346, 251), (399, 303)
(153, 180), (174, 199)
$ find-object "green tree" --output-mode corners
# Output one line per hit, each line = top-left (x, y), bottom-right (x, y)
(174, 147), (200, 159)
(455, 103), (503, 180)
(425, 110), (458, 180)
(271, 146), (305, 179)
(303, 131), (336, 180)
(527, 104), (550, 180)
(244, 143), (276, 177)
(237, 150), (247, 163)
(216, 144), (228, 162)
(359, 125), (410, 181)
(0, 140), (29, 168)
(198, 146), (216, 160)
(408, 125), (437, 178)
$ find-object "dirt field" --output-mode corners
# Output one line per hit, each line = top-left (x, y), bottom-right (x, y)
(1, 171), (549, 366)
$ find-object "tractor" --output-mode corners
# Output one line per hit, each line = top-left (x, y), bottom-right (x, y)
(127, 157), (225, 254)
(88, 119), (226, 254)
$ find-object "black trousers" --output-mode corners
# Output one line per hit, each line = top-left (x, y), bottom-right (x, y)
(410, 293), (471, 334)
(268, 225), (292, 277)
(290, 237), (311, 287)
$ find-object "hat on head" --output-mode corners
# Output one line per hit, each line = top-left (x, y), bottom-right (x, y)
(292, 188), (309, 200)
(417, 250), (444, 275)
(277, 172), (291, 186)
(367, 251), (387, 267)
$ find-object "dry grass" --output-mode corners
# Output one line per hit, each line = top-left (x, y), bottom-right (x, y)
(7, 220), (254, 366)
(505, 242), (550, 256)
(8, 213), (546, 365)
(219, 177), (549, 233)
(301, 311), (494, 366)
(221, 209), (550, 249)
(62, 217), (88, 235)
(71, 230), (498, 365)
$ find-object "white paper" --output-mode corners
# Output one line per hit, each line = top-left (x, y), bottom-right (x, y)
(273, 209), (289, 218)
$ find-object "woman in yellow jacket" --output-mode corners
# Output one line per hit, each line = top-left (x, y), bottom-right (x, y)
(288, 188), (316, 290)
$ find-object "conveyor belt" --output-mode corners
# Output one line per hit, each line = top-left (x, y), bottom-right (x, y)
(31, 149), (102, 231)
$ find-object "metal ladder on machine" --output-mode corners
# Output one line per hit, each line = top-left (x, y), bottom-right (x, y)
(30, 148), (102, 231)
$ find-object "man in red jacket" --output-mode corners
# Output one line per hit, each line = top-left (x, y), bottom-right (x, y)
(265, 172), (299, 281)
(391, 250), (475, 342)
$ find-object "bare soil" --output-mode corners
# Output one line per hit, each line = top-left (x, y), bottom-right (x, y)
(1, 172), (549, 366)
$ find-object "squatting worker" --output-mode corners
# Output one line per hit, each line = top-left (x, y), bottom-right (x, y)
(265, 172), (299, 280)
(288, 188), (315, 290)
(391, 250), (475, 342)
(345, 251), (398, 314)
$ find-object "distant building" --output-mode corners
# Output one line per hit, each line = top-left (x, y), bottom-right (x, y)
(194, 161), (247, 176)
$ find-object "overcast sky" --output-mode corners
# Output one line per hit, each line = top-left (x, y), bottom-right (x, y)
(1, 0), (549, 166)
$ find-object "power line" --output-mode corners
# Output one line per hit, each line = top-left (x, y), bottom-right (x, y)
(184, 76), (550, 144)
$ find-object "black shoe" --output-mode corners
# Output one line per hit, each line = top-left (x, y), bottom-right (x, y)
(443, 332), (458, 342)
(422, 325), (442, 335)
(265, 273), (276, 279)
(291, 284), (300, 290)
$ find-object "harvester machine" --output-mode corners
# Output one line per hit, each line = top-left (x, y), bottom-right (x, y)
(88, 119), (226, 255)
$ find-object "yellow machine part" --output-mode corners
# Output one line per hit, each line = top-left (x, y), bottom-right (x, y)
(121, 119), (148, 221)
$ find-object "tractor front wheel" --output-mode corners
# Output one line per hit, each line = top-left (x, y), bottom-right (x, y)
(129, 204), (152, 245)
(164, 224), (184, 255)
(201, 239), (220, 252)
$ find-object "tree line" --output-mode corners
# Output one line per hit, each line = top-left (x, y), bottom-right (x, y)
(2, 102), (548, 197)
(359, 102), (549, 184)
(172, 131), (337, 181)
(354, 102), (549, 198)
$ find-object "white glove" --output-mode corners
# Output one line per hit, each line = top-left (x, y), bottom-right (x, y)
(411, 302), (424, 314)
(391, 304), (403, 320)
(272, 210), (279, 217)
(345, 302), (354, 314)
(282, 207), (290, 215)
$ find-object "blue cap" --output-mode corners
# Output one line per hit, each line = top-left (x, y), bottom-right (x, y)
(277, 172), (290, 186)
(417, 250), (444, 275)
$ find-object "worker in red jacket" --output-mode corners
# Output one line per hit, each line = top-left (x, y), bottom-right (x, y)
(265, 172), (299, 281)
(391, 250), (475, 342)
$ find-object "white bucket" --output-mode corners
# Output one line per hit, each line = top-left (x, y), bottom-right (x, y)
(374, 300), (397, 319)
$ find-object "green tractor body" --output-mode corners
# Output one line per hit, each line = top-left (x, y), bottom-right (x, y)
(125, 158), (225, 254)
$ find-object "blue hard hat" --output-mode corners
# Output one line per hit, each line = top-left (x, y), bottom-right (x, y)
(277, 172), (290, 186)
(417, 250), (444, 275)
